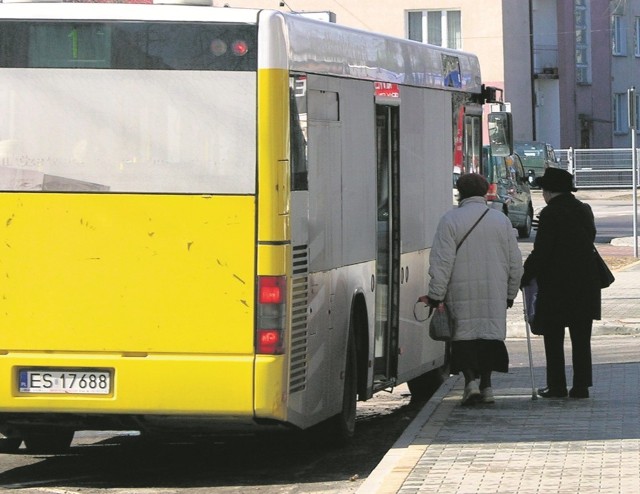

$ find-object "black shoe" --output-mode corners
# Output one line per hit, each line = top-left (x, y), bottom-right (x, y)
(569, 387), (589, 398)
(537, 387), (568, 398)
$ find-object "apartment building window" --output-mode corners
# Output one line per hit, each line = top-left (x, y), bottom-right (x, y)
(407, 10), (461, 50)
(612, 15), (626, 56)
(613, 93), (627, 133)
(635, 17), (640, 57)
(575, 0), (591, 83)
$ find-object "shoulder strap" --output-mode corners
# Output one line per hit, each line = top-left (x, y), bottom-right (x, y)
(456, 209), (489, 253)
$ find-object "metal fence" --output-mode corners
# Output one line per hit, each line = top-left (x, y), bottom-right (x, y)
(557, 148), (639, 188)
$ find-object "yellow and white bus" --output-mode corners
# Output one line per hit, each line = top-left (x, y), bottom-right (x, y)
(0, 0), (509, 453)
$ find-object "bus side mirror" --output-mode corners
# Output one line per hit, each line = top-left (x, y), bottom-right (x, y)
(488, 112), (513, 157)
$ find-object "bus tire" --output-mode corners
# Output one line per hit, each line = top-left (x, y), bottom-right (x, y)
(308, 329), (357, 446)
(333, 329), (358, 442)
(22, 429), (74, 454)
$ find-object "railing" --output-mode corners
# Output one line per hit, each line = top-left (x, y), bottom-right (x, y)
(557, 148), (639, 188)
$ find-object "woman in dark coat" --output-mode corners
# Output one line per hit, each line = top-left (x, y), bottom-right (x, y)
(521, 168), (601, 399)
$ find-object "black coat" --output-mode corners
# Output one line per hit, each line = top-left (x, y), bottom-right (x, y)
(522, 193), (601, 326)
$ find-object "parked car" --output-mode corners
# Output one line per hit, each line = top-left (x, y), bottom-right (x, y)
(514, 140), (558, 187)
(481, 145), (533, 238)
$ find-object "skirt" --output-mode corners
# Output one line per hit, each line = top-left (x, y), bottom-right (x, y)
(450, 339), (509, 374)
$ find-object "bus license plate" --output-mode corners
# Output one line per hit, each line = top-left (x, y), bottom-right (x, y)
(19, 369), (111, 395)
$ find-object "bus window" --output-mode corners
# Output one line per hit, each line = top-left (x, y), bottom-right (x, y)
(0, 22), (258, 70)
(290, 75), (308, 191)
(464, 112), (482, 174)
(487, 112), (513, 157)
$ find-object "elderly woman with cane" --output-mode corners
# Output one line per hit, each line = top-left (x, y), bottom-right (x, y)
(521, 168), (602, 399)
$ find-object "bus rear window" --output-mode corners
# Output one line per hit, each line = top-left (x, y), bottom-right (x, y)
(0, 21), (257, 71)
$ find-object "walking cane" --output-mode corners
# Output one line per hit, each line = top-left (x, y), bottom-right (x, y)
(521, 286), (538, 401)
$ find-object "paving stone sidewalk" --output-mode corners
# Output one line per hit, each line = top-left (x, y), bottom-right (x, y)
(358, 260), (640, 494)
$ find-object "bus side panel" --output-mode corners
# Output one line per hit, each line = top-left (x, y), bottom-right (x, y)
(257, 67), (290, 241)
(254, 245), (288, 421)
(254, 355), (287, 420)
(332, 77), (376, 408)
(287, 76), (377, 428)
(255, 65), (290, 421)
(397, 87), (453, 383)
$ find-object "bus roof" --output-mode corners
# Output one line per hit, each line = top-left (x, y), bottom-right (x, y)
(276, 11), (482, 93)
(0, 2), (482, 93)
(0, 1), (261, 23)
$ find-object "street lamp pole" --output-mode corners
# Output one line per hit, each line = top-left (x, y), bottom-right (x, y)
(629, 87), (637, 258)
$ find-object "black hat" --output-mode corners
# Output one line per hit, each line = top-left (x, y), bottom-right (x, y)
(534, 168), (577, 192)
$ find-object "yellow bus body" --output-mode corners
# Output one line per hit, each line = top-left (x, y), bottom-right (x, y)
(0, 193), (286, 418)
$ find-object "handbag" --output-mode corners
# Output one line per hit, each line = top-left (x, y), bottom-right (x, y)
(429, 303), (456, 341)
(594, 248), (615, 288)
(522, 278), (543, 335)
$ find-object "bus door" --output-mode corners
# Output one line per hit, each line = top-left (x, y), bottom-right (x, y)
(374, 103), (400, 385)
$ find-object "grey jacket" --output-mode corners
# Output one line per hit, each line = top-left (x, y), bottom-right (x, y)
(427, 197), (523, 341)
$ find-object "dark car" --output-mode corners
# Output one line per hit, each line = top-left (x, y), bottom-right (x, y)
(481, 146), (533, 238)
(514, 140), (558, 187)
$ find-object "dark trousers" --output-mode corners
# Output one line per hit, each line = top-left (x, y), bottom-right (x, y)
(543, 320), (593, 389)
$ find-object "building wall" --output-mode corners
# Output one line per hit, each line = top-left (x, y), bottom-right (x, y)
(556, 0), (576, 149)
(532, 0), (560, 148)
(557, 0), (615, 150)
(584, 0), (613, 149)
(502, 1), (534, 141)
(611, 0), (640, 149)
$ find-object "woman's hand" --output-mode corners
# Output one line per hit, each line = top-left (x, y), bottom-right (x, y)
(417, 295), (442, 309)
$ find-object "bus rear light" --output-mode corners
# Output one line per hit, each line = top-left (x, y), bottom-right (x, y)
(210, 39), (249, 57)
(257, 276), (286, 355)
(257, 329), (284, 355)
(210, 39), (228, 56)
(231, 40), (249, 56)
(259, 276), (286, 304)
(486, 183), (498, 201)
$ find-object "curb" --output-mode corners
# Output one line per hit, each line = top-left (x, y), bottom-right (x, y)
(355, 375), (461, 494)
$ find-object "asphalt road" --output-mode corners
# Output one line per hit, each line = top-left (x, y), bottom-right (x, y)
(0, 385), (422, 493)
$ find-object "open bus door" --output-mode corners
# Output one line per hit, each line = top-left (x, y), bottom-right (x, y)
(373, 91), (400, 387)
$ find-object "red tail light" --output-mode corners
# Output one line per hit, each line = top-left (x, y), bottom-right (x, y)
(486, 183), (498, 201)
(257, 329), (282, 355)
(259, 276), (285, 304)
(231, 40), (249, 57)
(256, 276), (286, 355)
